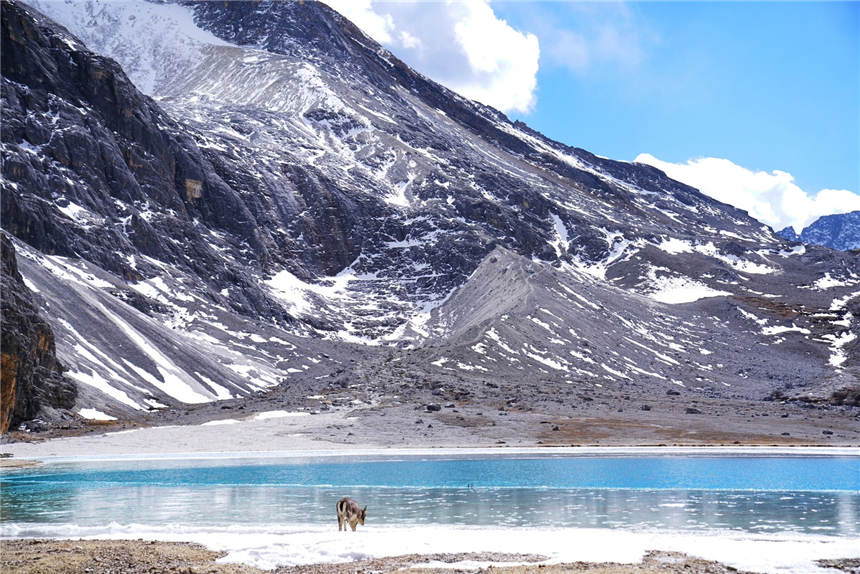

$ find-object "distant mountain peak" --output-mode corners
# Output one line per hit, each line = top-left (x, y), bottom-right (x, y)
(778, 211), (860, 251)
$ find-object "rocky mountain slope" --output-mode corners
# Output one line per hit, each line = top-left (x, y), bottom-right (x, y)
(1, 0), (858, 433)
(779, 211), (860, 252)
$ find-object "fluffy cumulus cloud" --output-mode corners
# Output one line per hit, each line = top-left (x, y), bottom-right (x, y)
(635, 154), (860, 233)
(323, 0), (539, 114)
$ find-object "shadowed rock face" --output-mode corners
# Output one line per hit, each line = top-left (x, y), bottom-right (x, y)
(1, 234), (75, 432)
(1, 0), (858, 426)
(1, 0), (292, 322)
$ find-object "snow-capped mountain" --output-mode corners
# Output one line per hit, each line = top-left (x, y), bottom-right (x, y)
(2, 0), (858, 430)
(778, 211), (860, 252)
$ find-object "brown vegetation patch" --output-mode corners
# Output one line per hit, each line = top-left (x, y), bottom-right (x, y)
(437, 412), (493, 428)
(537, 417), (654, 444)
(537, 416), (818, 446)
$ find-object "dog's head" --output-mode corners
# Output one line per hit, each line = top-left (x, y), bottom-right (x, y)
(359, 506), (367, 525)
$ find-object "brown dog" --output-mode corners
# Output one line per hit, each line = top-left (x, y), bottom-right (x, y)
(336, 497), (367, 531)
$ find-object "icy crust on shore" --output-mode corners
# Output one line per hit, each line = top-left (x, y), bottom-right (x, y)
(2, 524), (857, 574)
(12, 445), (860, 464)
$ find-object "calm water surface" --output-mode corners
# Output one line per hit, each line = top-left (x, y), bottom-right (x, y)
(2, 454), (858, 537)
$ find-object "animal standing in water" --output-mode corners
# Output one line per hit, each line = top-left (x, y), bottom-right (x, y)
(336, 497), (367, 531)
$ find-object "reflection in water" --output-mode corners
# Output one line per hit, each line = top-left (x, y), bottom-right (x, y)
(2, 484), (858, 536)
(1, 456), (857, 537)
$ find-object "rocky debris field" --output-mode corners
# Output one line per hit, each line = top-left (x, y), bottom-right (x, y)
(11, 539), (858, 574)
(4, 367), (858, 449)
(3, 540), (859, 574)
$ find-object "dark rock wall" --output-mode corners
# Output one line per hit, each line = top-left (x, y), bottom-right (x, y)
(1, 234), (75, 432)
(1, 0), (291, 322)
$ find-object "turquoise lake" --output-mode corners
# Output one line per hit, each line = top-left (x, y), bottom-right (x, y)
(2, 454), (858, 537)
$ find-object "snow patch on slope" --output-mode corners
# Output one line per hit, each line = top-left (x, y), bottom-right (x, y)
(645, 268), (732, 304)
(27, 0), (234, 95)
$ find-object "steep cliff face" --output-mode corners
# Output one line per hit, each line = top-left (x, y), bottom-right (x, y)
(1, 0), (290, 322)
(1, 1), (312, 420)
(1, 234), (75, 432)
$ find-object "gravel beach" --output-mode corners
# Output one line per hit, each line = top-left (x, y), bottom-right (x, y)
(2, 384), (858, 459)
(2, 540), (859, 574)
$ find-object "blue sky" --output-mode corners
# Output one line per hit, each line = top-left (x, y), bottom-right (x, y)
(493, 1), (859, 196)
(326, 1), (859, 231)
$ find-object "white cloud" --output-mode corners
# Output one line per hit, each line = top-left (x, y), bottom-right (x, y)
(398, 30), (422, 50)
(546, 29), (590, 73)
(323, 0), (539, 114)
(326, 0), (394, 44)
(635, 153), (860, 233)
(531, 3), (650, 75)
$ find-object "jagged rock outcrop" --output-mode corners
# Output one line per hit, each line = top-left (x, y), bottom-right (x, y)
(778, 211), (860, 251)
(778, 227), (800, 242)
(1, 234), (75, 432)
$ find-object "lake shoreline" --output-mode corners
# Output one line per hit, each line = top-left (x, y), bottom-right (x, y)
(0, 539), (736, 574)
(3, 456), (858, 573)
(2, 405), (858, 461)
(1, 538), (858, 574)
(2, 409), (858, 573)
(3, 444), (859, 466)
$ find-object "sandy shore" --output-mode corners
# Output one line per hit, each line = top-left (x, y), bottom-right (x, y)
(2, 403), (858, 460)
(0, 410), (365, 458)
